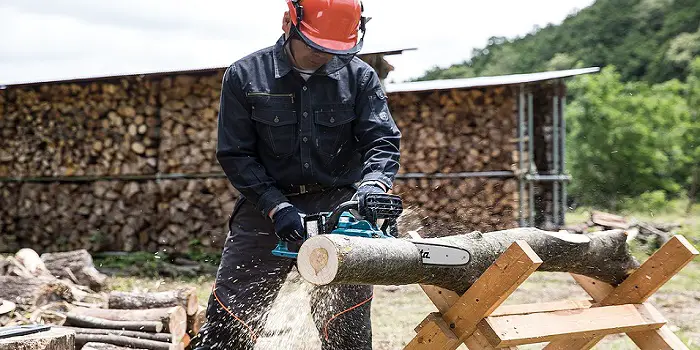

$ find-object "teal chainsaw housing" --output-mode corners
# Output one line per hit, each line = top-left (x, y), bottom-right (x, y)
(271, 193), (402, 259)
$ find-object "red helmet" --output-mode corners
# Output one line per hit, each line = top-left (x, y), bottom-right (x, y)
(286, 0), (368, 55)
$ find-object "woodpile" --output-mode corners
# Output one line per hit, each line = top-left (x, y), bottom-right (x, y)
(0, 78), (160, 178)
(153, 178), (237, 253)
(393, 178), (519, 235)
(388, 86), (517, 174)
(563, 210), (681, 248)
(0, 248), (205, 350)
(157, 74), (222, 174)
(14, 181), (157, 253)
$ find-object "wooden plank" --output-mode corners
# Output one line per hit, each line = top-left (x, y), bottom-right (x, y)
(405, 241), (542, 350)
(419, 285), (460, 314)
(628, 326), (690, 350)
(479, 303), (666, 347)
(544, 235), (698, 350)
(490, 299), (594, 317)
(404, 313), (460, 350)
(464, 328), (518, 350)
(570, 274), (614, 301)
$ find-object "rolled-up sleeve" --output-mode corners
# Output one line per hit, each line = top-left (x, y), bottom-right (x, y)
(216, 65), (288, 216)
(353, 68), (402, 190)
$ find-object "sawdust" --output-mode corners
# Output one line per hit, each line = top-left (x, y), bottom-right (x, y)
(255, 270), (321, 350)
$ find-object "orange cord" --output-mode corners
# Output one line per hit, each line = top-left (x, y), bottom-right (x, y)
(323, 293), (374, 340)
(211, 281), (259, 342)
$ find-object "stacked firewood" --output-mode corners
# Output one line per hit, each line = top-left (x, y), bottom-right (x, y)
(388, 86), (518, 174)
(153, 178), (238, 253)
(13, 181), (157, 253)
(393, 178), (519, 235)
(0, 248), (205, 350)
(0, 78), (160, 178)
(157, 73), (222, 174)
(563, 210), (680, 247)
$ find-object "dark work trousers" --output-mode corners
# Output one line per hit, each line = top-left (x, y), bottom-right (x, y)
(189, 187), (374, 350)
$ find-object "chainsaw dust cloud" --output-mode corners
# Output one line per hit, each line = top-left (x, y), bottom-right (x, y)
(254, 270), (322, 350)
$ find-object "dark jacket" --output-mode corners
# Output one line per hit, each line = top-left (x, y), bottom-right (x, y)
(216, 35), (401, 216)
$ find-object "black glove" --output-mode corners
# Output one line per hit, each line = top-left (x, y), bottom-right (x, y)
(355, 183), (386, 216)
(271, 206), (304, 242)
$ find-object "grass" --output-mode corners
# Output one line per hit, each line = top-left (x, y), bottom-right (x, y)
(100, 201), (700, 349)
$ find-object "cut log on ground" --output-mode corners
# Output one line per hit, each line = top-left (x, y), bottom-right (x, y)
(107, 288), (198, 316)
(68, 306), (186, 340)
(41, 250), (108, 291)
(297, 228), (640, 294)
(81, 342), (147, 350)
(0, 277), (74, 311)
(14, 249), (52, 278)
(186, 306), (206, 337)
(0, 327), (75, 350)
(0, 300), (16, 315)
(58, 327), (173, 343)
(74, 334), (183, 350)
(63, 313), (163, 333)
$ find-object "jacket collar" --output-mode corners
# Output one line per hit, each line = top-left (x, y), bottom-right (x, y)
(272, 35), (341, 81)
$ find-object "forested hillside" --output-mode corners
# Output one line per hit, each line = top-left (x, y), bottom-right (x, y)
(417, 0), (700, 84)
(415, 0), (699, 210)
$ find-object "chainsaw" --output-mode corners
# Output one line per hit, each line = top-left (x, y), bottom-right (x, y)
(271, 193), (471, 267)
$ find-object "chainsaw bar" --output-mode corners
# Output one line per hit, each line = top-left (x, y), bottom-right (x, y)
(410, 241), (471, 267)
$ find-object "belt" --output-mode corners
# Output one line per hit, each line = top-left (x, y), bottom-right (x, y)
(282, 183), (355, 196)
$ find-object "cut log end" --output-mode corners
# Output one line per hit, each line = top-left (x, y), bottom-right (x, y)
(297, 237), (339, 285)
(0, 327), (75, 350)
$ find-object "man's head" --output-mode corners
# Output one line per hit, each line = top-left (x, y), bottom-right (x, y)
(282, 0), (368, 73)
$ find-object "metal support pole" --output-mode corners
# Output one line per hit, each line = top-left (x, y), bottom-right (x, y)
(561, 94), (568, 226)
(553, 95), (560, 227)
(527, 92), (535, 227)
(518, 86), (525, 227)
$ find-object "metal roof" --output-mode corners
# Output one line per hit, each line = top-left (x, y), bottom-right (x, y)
(384, 67), (601, 93)
(0, 47), (417, 88)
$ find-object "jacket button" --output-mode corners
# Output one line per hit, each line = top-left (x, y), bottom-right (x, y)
(303, 112), (308, 118)
(303, 136), (308, 142)
(274, 116), (280, 123)
(330, 117), (335, 123)
(304, 163), (310, 168)
(302, 86), (308, 91)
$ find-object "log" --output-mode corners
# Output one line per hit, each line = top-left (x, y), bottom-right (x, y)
(14, 249), (52, 278)
(297, 228), (640, 294)
(0, 277), (73, 311)
(81, 342), (147, 350)
(58, 327), (172, 343)
(74, 334), (182, 350)
(63, 313), (163, 334)
(0, 327), (74, 350)
(41, 250), (108, 291)
(107, 289), (198, 316)
(68, 307), (186, 340)
(186, 306), (205, 336)
(0, 301), (15, 316)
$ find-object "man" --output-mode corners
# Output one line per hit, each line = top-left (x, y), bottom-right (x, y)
(189, 0), (401, 349)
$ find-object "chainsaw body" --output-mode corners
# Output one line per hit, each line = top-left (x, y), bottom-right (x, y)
(272, 193), (403, 259)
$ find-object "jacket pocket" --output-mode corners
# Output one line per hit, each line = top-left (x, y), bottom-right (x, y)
(251, 107), (298, 158)
(313, 107), (356, 158)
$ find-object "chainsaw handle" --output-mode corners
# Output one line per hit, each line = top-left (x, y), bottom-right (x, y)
(324, 200), (359, 232)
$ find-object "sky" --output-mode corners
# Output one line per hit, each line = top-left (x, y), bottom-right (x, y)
(0, 0), (596, 86)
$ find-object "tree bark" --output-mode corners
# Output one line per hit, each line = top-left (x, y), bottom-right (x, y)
(64, 313), (163, 333)
(186, 306), (206, 337)
(58, 327), (172, 343)
(107, 288), (198, 316)
(74, 334), (182, 350)
(0, 327), (75, 350)
(0, 276), (73, 311)
(297, 228), (640, 294)
(41, 250), (108, 291)
(81, 342), (147, 350)
(68, 306), (186, 340)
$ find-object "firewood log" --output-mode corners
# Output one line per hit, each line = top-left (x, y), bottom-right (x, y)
(14, 249), (52, 278)
(107, 288), (198, 316)
(186, 306), (206, 337)
(74, 334), (182, 350)
(63, 313), (162, 333)
(58, 327), (172, 343)
(41, 250), (107, 291)
(0, 276), (74, 311)
(296, 228), (639, 294)
(68, 307), (186, 341)
(81, 342), (147, 350)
